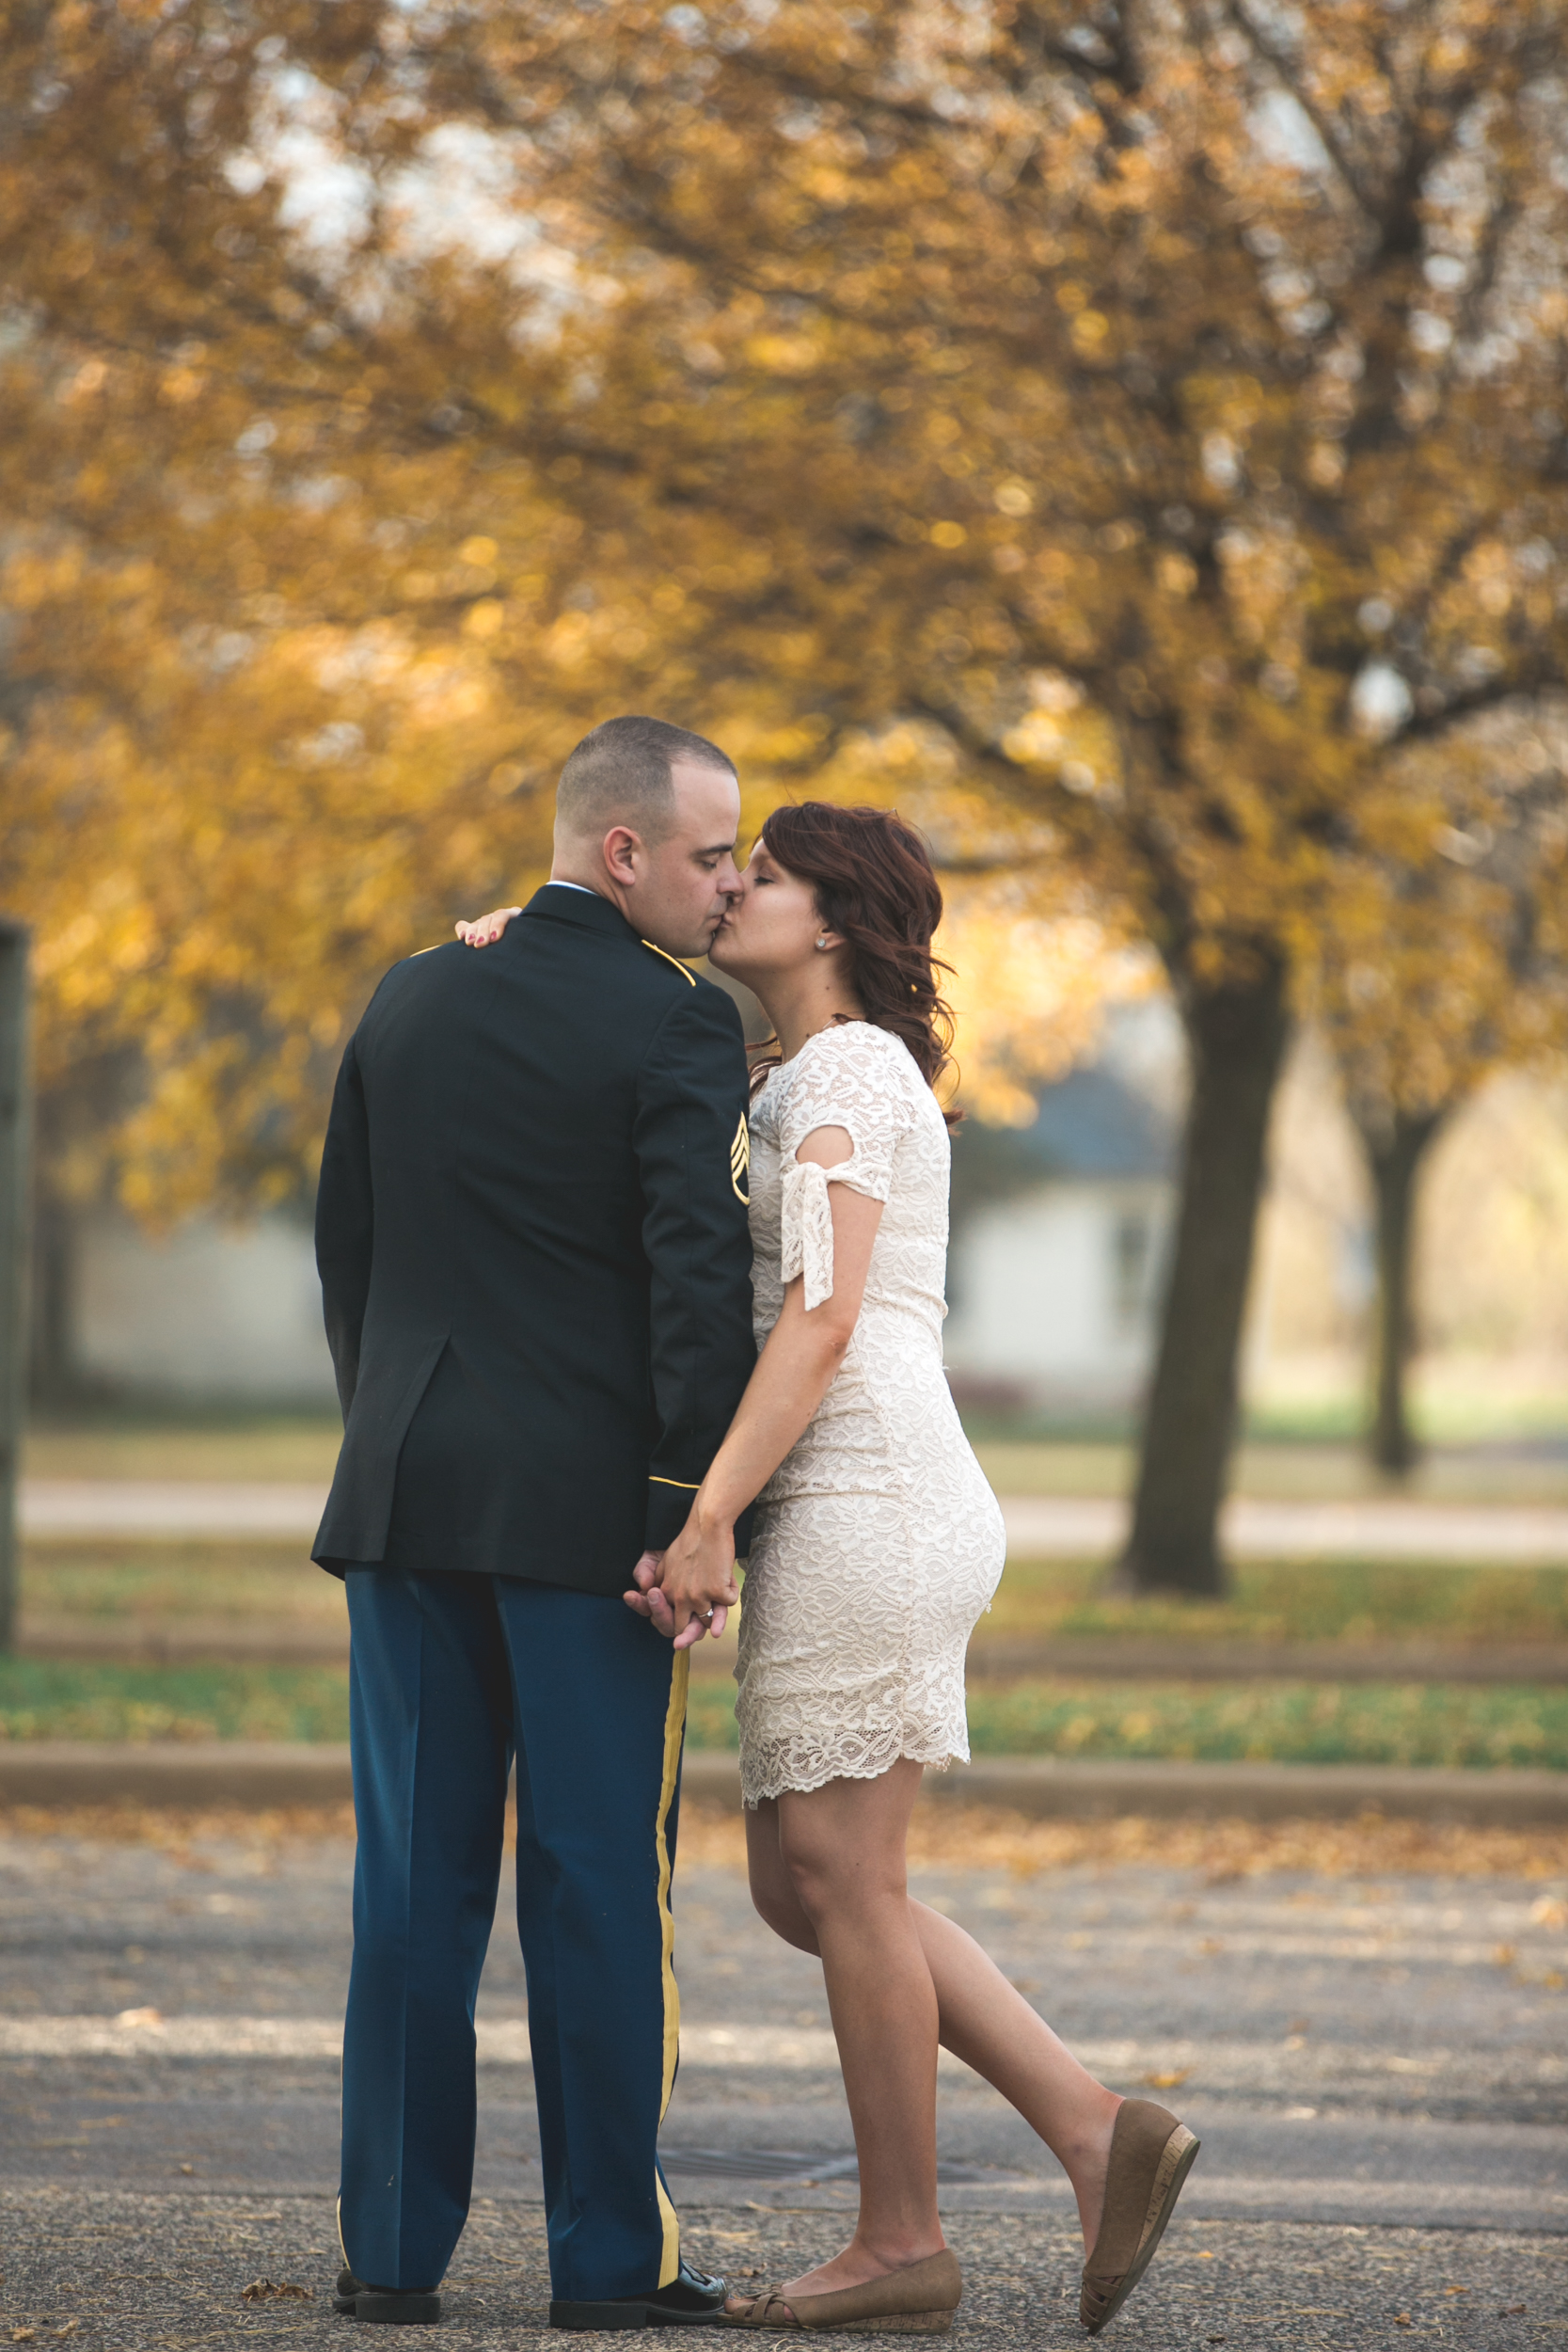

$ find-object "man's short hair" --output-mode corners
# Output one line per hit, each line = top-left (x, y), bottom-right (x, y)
(556, 714), (736, 843)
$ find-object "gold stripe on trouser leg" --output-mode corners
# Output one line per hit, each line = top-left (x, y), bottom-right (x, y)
(653, 1646), (690, 2289)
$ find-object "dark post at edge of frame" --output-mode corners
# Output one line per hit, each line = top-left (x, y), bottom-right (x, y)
(0, 921), (31, 1653)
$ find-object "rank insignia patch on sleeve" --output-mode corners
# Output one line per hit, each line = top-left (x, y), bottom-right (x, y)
(730, 1112), (751, 1205)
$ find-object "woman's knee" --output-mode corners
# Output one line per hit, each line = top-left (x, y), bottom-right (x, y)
(744, 1806), (821, 1952)
(778, 1825), (907, 1927)
(747, 1852), (820, 1952)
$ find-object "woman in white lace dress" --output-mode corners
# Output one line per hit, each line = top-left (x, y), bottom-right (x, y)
(643, 804), (1196, 2337)
(733, 936), (1002, 1803)
(463, 803), (1197, 2336)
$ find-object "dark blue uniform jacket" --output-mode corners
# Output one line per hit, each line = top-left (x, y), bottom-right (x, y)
(311, 882), (757, 1594)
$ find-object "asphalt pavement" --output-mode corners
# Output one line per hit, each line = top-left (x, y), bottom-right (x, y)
(2, 1804), (1565, 2346)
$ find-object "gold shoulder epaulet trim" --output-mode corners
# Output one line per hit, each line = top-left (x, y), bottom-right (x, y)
(410, 944), (442, 958)
(640, 938), (698, 986)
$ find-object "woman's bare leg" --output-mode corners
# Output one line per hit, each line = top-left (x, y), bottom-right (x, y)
(744, 1797), (1120, 2252)
(735, 1762), (945, 2302)
(911, 1901), (1120, 2248)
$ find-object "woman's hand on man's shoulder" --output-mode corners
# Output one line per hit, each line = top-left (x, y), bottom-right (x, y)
(455, 906), (522, 946)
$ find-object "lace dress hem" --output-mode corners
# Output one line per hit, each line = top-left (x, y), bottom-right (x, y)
(739, 1729), (970, 1811)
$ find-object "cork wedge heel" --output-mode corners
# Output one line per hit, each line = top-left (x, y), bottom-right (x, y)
(1079, 2098), (1201, 2335)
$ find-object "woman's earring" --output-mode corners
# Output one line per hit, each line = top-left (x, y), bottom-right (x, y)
(816, 936), (829, 950)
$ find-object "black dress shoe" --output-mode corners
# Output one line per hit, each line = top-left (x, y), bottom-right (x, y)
(550, 2259), (729, 2329)
(334, 2265), (442, 2325)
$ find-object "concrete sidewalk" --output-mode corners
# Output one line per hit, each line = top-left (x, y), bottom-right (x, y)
(1, 1740), (1563, 1823)
(1001, 1492), (1568, 1562)
(21, 1475), (1568, 1557)
(21, 1478), (332, 1538)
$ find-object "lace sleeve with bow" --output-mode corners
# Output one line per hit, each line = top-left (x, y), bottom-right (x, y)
(777, 1025), (916, 1310)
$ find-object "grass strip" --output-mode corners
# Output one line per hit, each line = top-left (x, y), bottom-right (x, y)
(689, 1673), (1567, 1770)
(985, 1556), (1568, 1647)
(4, 1661), (1564, 1772)
(24, 1550), (1568, 1648)
(22, 1544), (345, 1625)
(962, 1677), (1568, 1771)
(0, 1660), (352, 1744)
(24, 1416), (344, 1483)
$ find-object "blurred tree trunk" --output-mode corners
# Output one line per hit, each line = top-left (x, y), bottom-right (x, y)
(1117, 956), (1291, 1597)
(1350, 1102), (1450, 1478)
(27, 1189), (79, 1410)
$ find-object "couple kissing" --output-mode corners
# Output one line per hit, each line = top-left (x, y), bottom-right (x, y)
(311, 713), (1198, 2333)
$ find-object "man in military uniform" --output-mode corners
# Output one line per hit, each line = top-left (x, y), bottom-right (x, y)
(312, 716), (757, 2327)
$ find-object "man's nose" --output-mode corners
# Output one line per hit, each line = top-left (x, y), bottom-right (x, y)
(717, 856), (743, 897)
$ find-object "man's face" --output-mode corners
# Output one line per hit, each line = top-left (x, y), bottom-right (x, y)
(623, 760), (743, 958)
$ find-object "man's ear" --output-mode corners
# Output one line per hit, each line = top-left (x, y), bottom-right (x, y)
(602, 824), (641, 884)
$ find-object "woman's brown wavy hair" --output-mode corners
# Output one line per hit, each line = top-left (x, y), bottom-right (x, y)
(752, 802), (960, 1126)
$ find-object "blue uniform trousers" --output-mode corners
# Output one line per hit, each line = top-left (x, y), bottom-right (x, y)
(341, 1570), (689, 2299)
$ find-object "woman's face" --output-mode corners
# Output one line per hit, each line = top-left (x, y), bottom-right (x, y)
(707, 838), (824, 986)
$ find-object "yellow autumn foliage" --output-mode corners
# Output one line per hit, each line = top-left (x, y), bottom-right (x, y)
(0, 0), (1565, 1248)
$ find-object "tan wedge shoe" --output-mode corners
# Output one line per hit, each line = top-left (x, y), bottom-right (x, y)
(724, 2249), (962, 2334)
(1079, 2098), (1200, 2334)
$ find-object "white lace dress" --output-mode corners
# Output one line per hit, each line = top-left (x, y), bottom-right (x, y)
(734, 1022), (1006, 1805)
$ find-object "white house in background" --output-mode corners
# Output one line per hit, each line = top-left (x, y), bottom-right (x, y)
(73, 1209), (338, 1406)
(67, 1003), (1186, 1413)
(942, 1005), (1183, 1412)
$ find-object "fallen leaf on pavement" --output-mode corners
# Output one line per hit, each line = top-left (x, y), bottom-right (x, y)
(241, 2280), (312, 2303)
(1143, 2069), (1190, 2090)
(53, 2326), (79, 2339)
(12, 2330), (36, 2344)
(1395, 2314), (1413, 2328)
(1500, 2306), (1528, 2316)
(5, 1799), (1566, 1882)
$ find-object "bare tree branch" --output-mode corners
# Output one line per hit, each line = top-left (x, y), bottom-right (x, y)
(1396, 662), (1557, 746)
(1212, 0), (1373, 218)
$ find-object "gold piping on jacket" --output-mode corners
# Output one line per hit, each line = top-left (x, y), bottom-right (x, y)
(640, 939), (697, 985)
(730, 1113), (751, 1205)
(649, 1475), (701, 1490)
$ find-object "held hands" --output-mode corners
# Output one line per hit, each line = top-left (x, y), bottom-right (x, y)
(622, 1520), (739, 1650)
(624, 1552), (718, 1647)
(455, 906), (522, 946)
